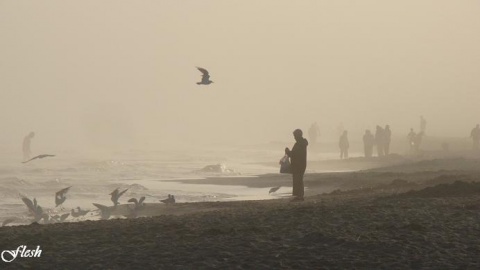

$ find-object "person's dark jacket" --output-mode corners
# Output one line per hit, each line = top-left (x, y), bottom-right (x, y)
(287, 138), (308, 174)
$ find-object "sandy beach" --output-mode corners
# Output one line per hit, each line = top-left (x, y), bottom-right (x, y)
(1, 157), (480, 269)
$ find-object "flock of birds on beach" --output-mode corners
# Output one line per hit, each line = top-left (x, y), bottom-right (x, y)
(4, 183), (283, 226)
(1, 186), (177, 226)
(8, 185), (282, 226)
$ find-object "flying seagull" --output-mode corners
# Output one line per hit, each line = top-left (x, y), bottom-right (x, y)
(55, 186), (72, 207)
(196, 67), (213, 85)
(22, 154), (55, 164)
(110, 188), (129, 206)
(21, 196), (45, 222)
(269, 186), (281, 194)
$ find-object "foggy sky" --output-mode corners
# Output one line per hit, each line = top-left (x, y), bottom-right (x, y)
(1, 1), (479, 152)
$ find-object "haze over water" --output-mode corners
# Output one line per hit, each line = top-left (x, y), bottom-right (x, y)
(1, 1), (479, 152)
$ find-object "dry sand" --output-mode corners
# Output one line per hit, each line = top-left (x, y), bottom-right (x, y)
(1, 157), (480, 269)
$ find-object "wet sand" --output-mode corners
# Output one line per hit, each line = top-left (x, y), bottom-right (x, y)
(1, 157), (480, 269)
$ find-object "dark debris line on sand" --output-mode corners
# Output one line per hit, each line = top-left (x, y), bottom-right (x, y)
(1, 190), (480, 270)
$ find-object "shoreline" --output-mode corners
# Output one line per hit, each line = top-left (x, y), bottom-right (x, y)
(1, 157), (480, 268)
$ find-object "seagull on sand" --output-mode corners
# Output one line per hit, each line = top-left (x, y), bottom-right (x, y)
(55, 186), (72, 207)
(110, 188), (129, 206)
(127, 196), (146, 218)
(71, 207), (90, 218)
(128, 197), (146, 209)
(269, 186), (281, 194)
(93, 203), (112, 220)
(196, 67), (214, 85)
(22, 154), (55, 164)
(50, 213), (70, 223)
(160, 194), (175, 204)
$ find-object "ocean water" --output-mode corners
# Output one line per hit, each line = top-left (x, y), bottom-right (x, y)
(0, 144), (290, 225)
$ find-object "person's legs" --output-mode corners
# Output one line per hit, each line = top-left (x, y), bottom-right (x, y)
(384, 143), (390, 155)
(292, 173), (304, 198)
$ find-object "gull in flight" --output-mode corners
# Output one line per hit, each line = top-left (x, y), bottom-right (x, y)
(110, 188), (129, 206)
(22, 154), (55, 164)
(196, 67), (214, 85)
(21, 196), (47, 223)
(55, 186), (72, 208)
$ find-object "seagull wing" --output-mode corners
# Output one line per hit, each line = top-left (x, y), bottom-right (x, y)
(93, 203), (109, 212)
(22, 156), (38, 164)
(60, 213), (70, 221)
(139, 196), (146, 205)
(39, 154), (55, 159)
(109, 188), (119, 196)
(56, 186), (72, 197)
(197, 67), (209, 76)
(118, 188), (129, 199)
(21, 197), (36, 213)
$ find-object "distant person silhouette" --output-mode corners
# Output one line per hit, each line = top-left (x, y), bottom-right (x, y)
(22, 132), (35, 161)
(285, 129), (308, 202)
(471, 124), (480, 150)
(420, 116), (427, 135)
(337, 122), (345, 137)
(375, 126), (385, 157)
(414, 131), (424, 152)
(408, 128), (416, 152)
(308, 122), (320, 146)
(363, 130), (375, 158)
(339, 130), (349, 159)
(384, 125), (392, 155)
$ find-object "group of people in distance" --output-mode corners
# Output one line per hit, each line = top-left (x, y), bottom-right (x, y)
(308, 116), (480, 161)
(339, 124), (392, 159)
(284, 121), (480, 203)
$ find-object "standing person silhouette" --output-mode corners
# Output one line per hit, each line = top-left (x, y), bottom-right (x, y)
(384, 125), (392, 155)
(339, 131), (349, 159)
(285, 129), (308, 202)
(23, 132), (35, 161)
(420, 116), (427, 135)
(408, 128), (416, 152)
(308, 122), (320, 146)
(375, 126), (385, 157)
(471, 124), (480, 150)
(363, 130), (375, 158)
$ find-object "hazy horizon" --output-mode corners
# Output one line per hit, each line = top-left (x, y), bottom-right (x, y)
(1, 1), (479, 152)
